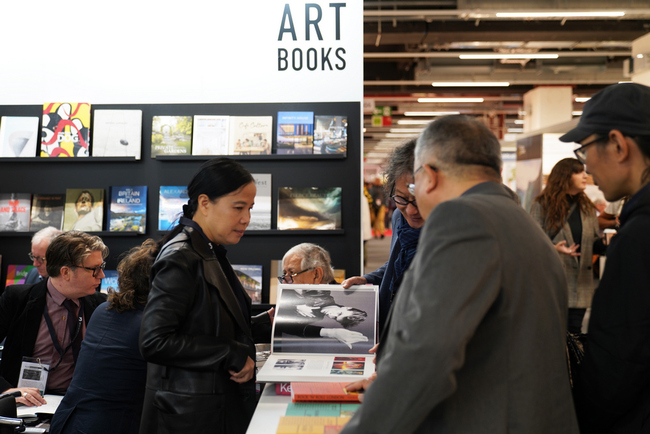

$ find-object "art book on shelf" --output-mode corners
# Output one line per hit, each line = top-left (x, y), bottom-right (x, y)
(63, 189), (104, 232)
(100, 270), (119, 294)
(256, 284), (378, 383)
(250, 173), (271, 230)
(109, 186), (147, 234)
(290, 382), (360, 403)
(40, 103), (91, 157)
(192, 115), (230, 156)
(232, 264), (263, 304)
(151, 116), (192, 158)
(158, 186), (188, 231)
(313, 115), (347, 155)
(228, 116), (272, 156)
(0, 193), (31, 232)
(277, 187), (342, 230)
(5, 265), (36, 287)
(92, 110), (143, 159)
(0, 116), (39, 157)
(276, 111), (314, 155)
(30, 194), (65, 231)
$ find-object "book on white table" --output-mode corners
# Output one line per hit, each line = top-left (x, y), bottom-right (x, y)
(257, 284), (377, 383)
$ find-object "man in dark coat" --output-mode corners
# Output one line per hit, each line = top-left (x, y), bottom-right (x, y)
(560, 82), (650, 433)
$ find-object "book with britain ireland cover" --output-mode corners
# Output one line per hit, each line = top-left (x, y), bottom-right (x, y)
(109, 186), (147, 234)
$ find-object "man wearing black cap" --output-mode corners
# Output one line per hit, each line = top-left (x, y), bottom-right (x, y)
(559, 82), (650, 434)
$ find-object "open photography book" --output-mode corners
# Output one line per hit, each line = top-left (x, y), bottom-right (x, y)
(257, 284), (378, 383)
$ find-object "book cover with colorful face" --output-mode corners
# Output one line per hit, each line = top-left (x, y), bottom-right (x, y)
(41, 103), (91, 157)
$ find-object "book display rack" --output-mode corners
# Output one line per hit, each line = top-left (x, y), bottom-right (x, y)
(0, 101), (361, 307)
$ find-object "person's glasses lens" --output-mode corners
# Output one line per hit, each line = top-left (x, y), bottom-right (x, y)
(28, 253), (45, 264)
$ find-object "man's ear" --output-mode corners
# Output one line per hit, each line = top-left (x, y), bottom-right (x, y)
(610, 130), (631, 163)
(313, 267), (324, 284)
(423, 164), (439, 194)
(60, 266), (72, 281)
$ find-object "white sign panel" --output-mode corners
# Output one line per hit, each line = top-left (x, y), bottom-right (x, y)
(0, 1), (362, 104)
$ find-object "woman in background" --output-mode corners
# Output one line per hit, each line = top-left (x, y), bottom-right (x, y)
(49, 239), (158, 434)
(530, 158), (606, 334)
(139, 157), (267, 434)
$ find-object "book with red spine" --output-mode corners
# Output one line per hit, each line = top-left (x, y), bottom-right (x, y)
(290, 382), (360, 403)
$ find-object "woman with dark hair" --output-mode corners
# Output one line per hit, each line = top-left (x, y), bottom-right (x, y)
(530, 158), (606, 334)
(343, 139), (424, 331)
(49, 239), (158, 434)
(139, 157), (268, 434)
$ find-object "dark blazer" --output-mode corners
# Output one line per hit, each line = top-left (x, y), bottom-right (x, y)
(23, 268), (41, 285)
(341, 182), (579, 434)
(0, 279), (106, 392)
(48, 301), (146, 434)
(139, 227), (256, 434)
(575, 184), (650, 433)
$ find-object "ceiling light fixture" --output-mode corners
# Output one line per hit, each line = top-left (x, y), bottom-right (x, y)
(431, 82), (510, 87)
(389, 128), (424, 133)
(572, 111), (583, 116)
(575, 97), (591, 103)
(514, 120), (525, 125)
(495, 11), (625, 18)
(507, 128), (524, 133)
(417, 97), (484, 103)
(459, 54), (558, 60)
(397, 119), (436, 125)
(386, 133), (421, 138)
(405, 111), (462, 116)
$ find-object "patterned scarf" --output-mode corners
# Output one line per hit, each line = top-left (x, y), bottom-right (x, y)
(390, 212), (421, 295)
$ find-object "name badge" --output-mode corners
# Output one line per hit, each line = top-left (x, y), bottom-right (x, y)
(17, 357), (49, 396)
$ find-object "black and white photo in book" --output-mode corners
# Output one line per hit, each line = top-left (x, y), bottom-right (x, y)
(272, 284), (377, 355)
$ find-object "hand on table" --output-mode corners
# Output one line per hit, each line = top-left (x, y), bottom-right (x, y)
(4, 387), (47, 407)
(345, 372), (377, 402)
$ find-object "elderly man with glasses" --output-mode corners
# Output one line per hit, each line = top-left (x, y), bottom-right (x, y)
(24, 226), (63, 284)
(0, 231), (108, 406)
(341, 115), (578, 434)
(559, 82), (650, 434)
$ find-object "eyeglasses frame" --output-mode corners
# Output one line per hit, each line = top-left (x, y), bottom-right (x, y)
(277, 267), (315, 284)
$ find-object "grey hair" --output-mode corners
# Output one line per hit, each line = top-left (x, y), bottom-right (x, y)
(31, 226), (63, 246)
(384, 139), (417, 197)
(282, 243), (335, 283)
(415, 115), (502, 179)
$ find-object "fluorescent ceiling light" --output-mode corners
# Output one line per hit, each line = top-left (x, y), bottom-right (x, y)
(495, 11), (625, 18)
(397, 119), (435, 125)
(389, 128), (424, 133)
(572, 111), (583, 116)
(405, 111), (462, 116)
(459, 54), (558, 60)
(431, 82), (510, 87)
(514, 119), (525, 125)
(575, 97), (591, 102)
(417, 97), (484, 103)
(507, 128), (524, 133)
(366, 152), (391, 158)
(386, 133), (420, 138)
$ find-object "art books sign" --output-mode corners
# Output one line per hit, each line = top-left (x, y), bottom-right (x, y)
(0, 1), (362, 104)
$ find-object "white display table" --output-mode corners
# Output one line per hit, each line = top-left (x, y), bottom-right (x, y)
(247, 385), (291, 434)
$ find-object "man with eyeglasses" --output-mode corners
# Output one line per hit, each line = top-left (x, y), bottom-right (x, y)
(558, 82), (650, 434)
(341, 115), (578, 434)
(24, 226), (63, 284)
(0, 231), (108, 405)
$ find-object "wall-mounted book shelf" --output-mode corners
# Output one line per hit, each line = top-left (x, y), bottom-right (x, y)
(0, 101), (361, 304)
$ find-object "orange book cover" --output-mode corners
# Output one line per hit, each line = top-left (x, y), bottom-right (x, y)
(290, 382), (360, 403)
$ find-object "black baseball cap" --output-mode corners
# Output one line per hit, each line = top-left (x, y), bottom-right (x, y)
(559, 82), (650, 143)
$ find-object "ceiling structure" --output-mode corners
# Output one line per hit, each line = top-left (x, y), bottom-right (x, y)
(362, 0), (650, 170)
